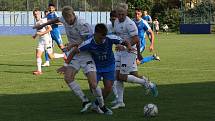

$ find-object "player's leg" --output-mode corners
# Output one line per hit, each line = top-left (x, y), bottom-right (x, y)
(83, 60), (112, 115)
(141, 54), (160, 64)
(130, 71), (158, 97)
(50, 30), (66, 59)
(64, 61), (91, 113)
(33, 48), (43, 75)
(42, 50), (50, 67)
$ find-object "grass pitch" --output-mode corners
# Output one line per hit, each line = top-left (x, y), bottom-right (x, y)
(0, 33), (215, 121)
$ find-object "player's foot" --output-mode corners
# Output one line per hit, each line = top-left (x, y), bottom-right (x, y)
(146, 82), (158, 97)
(42, 62), (50, 67)
(80, 101), (92, 113)
(100, 106), (113, 115)
(91, 101), (104, 114)
(153, 54), (160, 61)
(111, 102), (125, 109)
(33, 70), (42, 75)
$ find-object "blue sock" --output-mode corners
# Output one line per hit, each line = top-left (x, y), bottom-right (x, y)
(141, 56), (154, 64)
(45, 51), (49, 61)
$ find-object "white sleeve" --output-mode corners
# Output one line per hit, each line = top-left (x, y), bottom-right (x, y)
(126, 21), (138, 37)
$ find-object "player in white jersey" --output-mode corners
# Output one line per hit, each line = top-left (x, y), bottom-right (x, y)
(32, 8), (55, 75)
(33, 6), (111, 114)
(111, 3), (158, 109)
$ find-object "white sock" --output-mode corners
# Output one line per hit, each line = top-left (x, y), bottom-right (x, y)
(127, 75), (149, 88)
(54, 53), (64, 58)
(36, 58), (42, 72)
(91, 87), (104, 107)
(116, 81), (124, 103)
(68, 81), (89, 102)
(112, 81), (118, 99)
(45, 61), (49, 64)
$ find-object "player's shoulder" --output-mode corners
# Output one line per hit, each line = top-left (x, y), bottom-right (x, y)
(106, 34), (121, 40)
(76, 16), (88, 25)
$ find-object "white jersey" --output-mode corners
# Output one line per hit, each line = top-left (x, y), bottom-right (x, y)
(59, 16), (93, 44)
(59, 16), (93, 60)
(36, 18), (52, 43)
(114, 16), (138, 41)
(114, 16), (138, 52)
(107, 24), (115, 34)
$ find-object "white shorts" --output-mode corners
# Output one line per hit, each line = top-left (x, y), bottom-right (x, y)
(115, 51), (137, 74)
(37, 38), (53, 54)
(67, 51), (96, 74)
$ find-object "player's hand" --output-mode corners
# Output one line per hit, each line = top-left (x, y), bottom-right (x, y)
(32, 35), (37, 39)
(149, 45), (154, 52)
(57, 66), (67, 74)
(115, 44), (125, 51)
(33, 24), (43, 30)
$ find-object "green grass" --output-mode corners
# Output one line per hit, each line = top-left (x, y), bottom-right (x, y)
(0, 33), (215, 121)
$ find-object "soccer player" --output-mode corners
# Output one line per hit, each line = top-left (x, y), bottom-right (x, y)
(33, 6), (109, 114)
(66, 23), (132, 114)
(153, 18), (159, 34)
(32, 8), (54, 75)
(107, 10), (117, 34)
(142, 10), (153, 45)
(142, 11), (152, 26)
(42, 3), (65, 67)
(111, 3), (158, 109)
(133, 8), (160, 64)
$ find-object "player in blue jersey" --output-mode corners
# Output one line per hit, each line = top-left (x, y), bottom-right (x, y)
(142, 10), (153, 45)
(42, 3), (65, 67)
(34, 6), (111, 115)
(134, 8), (160, 64)
(65, 23), (132, 115)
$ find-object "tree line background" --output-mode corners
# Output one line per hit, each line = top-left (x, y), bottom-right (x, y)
(0, 0), (215, 31)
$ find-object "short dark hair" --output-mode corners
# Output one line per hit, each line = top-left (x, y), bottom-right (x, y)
(110, 10), (117, 18)
(48, 3), (55, 7)
(33, 8), (40, 13)
(95, 23), (108, 36)
(135, 7), (142, 12)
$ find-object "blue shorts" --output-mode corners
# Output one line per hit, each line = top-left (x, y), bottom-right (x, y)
(140, 37), (146, 52)
(96, 71), (115, 82)
(50, 28), (63, 46)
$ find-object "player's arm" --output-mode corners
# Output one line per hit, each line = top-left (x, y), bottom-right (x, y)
(131, 35), (143, 60)
(37, 25), (52, 36)
(148, 16), (153, 24)
(147, 29), (154, 51)
(66, 40), (91, 64)
(65, 47), (79, 64)
(33, 18), (60, 30)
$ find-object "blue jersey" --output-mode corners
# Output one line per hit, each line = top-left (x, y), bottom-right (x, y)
(47, 12), (59, 29)
(79, 34), (122, 72)
(143, 15), (152, 23)
(133, 19), (151, 38)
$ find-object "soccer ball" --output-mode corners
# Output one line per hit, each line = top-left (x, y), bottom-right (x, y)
(143, 103), (158, 117)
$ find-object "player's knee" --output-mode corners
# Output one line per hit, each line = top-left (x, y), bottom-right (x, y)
(64, 73), (75, 84)
(89, 82), (97, 89)
(104, 85), (112, 93)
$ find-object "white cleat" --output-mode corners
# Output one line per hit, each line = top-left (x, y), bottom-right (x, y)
(80, 101), (92, 113)
(91, 101), (104, 114)
(111, 102), (125, 109)
(42, 62), (50, 67)
(153, 54), (160, 61)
